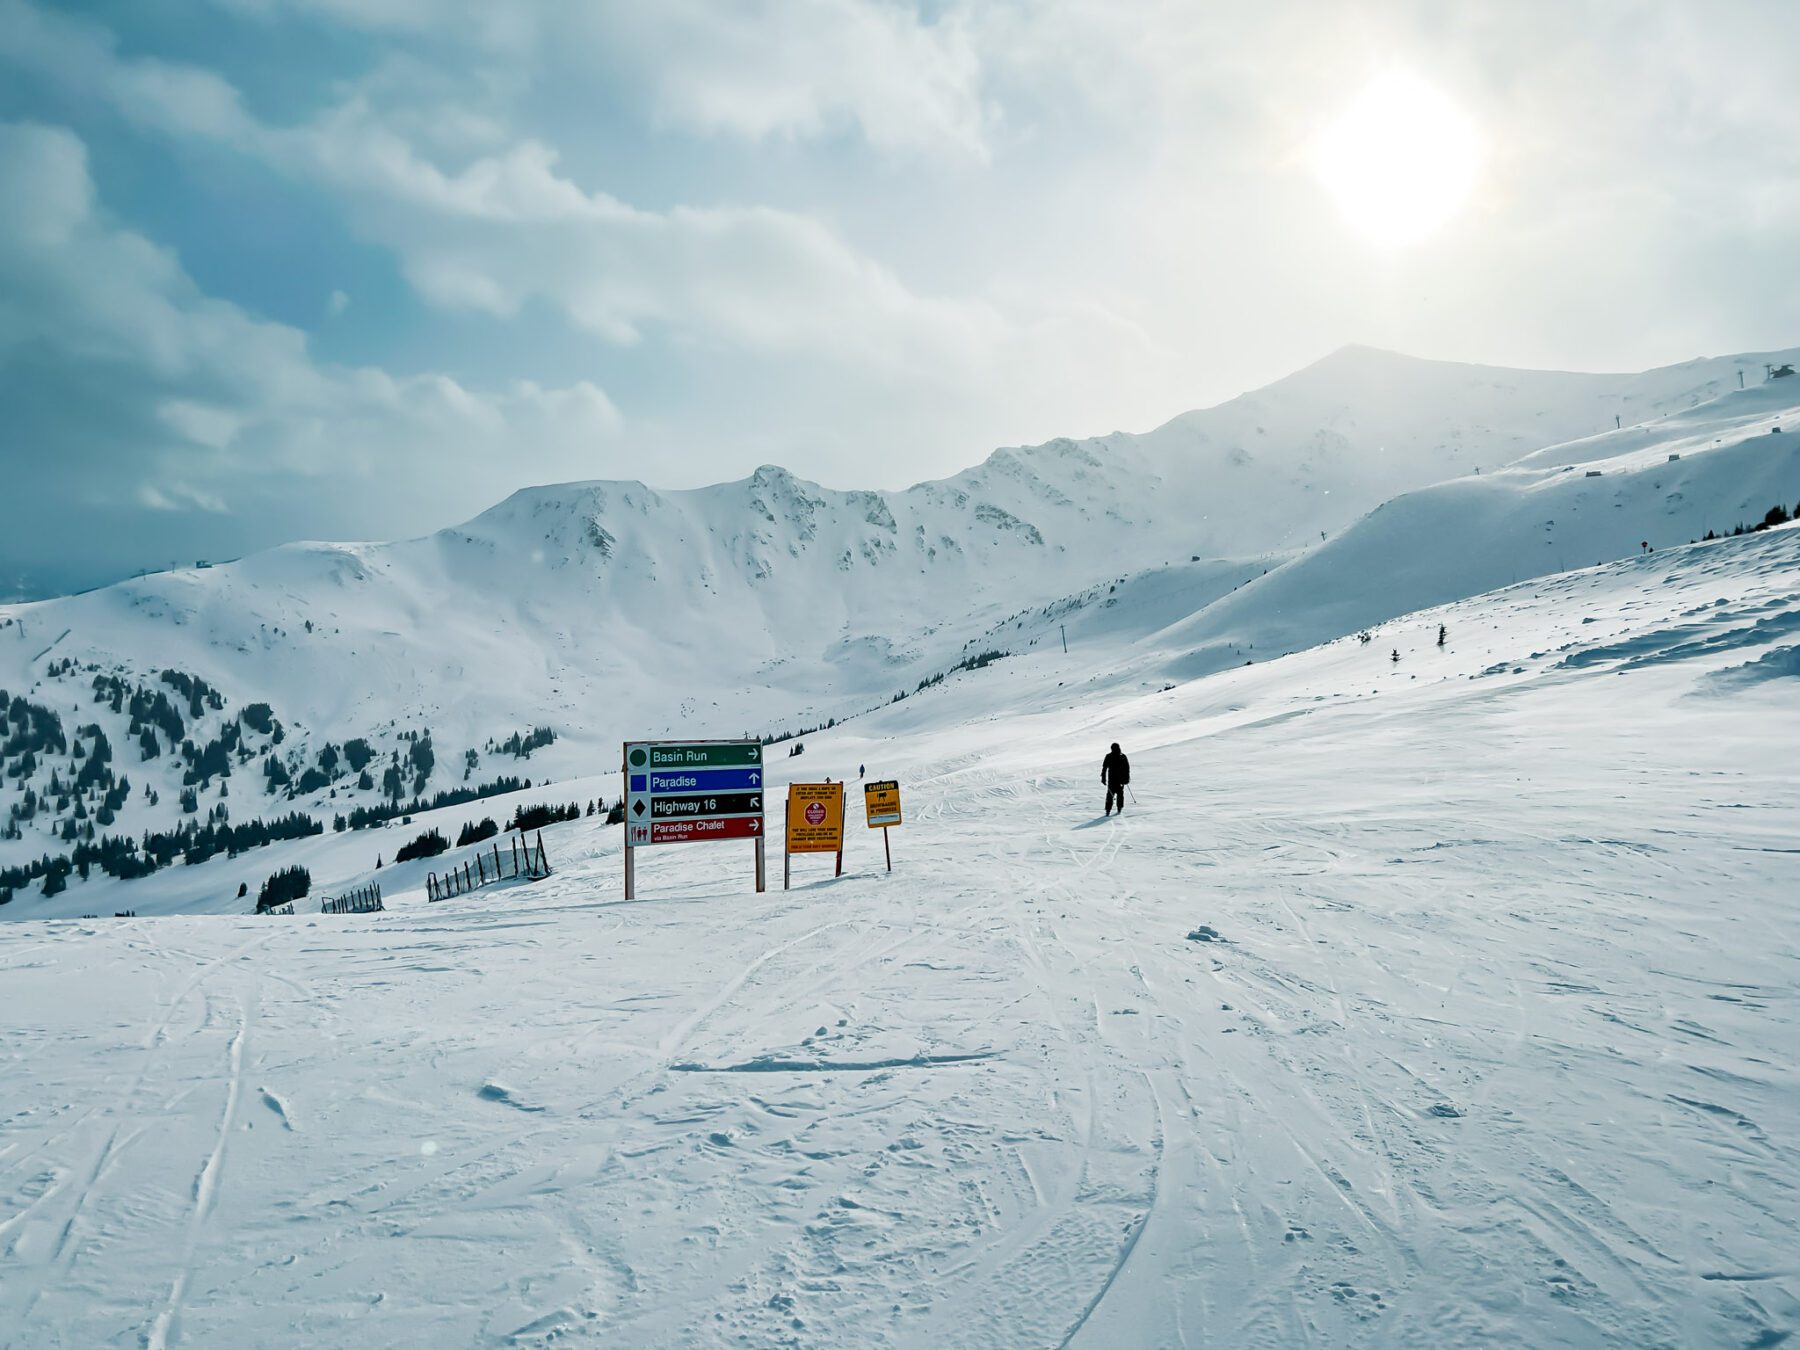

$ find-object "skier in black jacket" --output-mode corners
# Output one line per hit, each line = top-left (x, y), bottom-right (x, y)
(1101, 743), (1130, 816)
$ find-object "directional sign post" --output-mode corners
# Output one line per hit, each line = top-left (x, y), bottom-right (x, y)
(863, 779), (902, 872)
(784, 782), (845, 889)
(622, 740), (765, 899)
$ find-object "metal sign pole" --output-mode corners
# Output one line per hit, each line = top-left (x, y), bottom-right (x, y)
(755, 834), (766, 893)
(783, 797), (791, 891)
(835, 784), (844, 877)
(883, 824), (891, 873)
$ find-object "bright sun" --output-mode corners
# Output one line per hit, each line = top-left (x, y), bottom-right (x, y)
(1312, 69), (1481, 249)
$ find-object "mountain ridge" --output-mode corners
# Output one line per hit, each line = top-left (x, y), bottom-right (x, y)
(3, 343), (1796, 891)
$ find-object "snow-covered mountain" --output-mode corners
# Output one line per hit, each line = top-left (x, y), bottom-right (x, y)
(2, 345), (1796, 900)
(5, 493), (1797, 1348)
(979, 373), (1800, 693)
(5, 343), (1799, 1346)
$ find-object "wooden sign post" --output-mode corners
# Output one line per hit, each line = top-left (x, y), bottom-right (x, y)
(863, 780), (902, 873)
(784, 782), (845, 889)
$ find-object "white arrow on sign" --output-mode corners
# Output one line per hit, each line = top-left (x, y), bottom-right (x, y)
(749, 771), (761, 785)
(749, 820), (761, 832)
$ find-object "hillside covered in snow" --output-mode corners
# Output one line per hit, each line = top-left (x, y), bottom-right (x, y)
(3, 507), (1796, 1348)
(2, 345), (1797, 916)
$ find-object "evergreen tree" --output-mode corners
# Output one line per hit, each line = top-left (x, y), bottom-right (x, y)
(256, 864), (311, 912)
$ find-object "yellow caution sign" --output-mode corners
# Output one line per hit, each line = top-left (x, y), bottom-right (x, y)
(863, 780), (902, 828)
(785, 783), (845, 854)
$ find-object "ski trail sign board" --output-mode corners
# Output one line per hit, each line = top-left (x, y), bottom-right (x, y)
(863, 780), (902, 828)
(624, 741), (764, 844)
(622, 740), (765, 898)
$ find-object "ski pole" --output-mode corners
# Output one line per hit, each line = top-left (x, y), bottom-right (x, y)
(1127, 786), (1137, 805)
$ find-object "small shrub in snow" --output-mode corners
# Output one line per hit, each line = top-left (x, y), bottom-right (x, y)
(394, 829), (449, 864)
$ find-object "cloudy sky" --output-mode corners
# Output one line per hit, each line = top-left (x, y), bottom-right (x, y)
(1, 0), (1795, 597)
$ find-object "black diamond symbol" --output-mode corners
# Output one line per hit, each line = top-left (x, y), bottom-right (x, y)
(632, 800), (646, 817)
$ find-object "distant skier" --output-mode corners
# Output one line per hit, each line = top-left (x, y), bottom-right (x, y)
(858, 764), (865, 779)
(1101, 742), (1130, 816)
(1437, 624), (1446, 648)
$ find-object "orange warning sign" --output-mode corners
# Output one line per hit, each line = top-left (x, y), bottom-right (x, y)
(786, 783), (845, 853)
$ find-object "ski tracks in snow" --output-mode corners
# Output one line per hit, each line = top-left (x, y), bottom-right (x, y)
(147, 991), (251, 1350)
(2, 926), (271, 1344)
(5, 627), (1798, 1347)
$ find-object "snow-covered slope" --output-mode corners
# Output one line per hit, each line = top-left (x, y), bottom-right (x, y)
(3, 520), (1795, 1347)
(940, 375), (1800, 698)
(1150, 378), (1800, 681)
(2, 348), (1795, 902)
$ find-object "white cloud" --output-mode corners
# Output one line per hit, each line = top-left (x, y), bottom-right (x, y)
(0, 121), (622, 531)
(136, 481), (229, 513)
(0, 0), (259, 143)
(269, 107), (1019, 370)
(197, 0), (994, 160)
(0, 0), (1167, 450)
(157, 400), (244, 450)
(600, 0), (993, 161)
